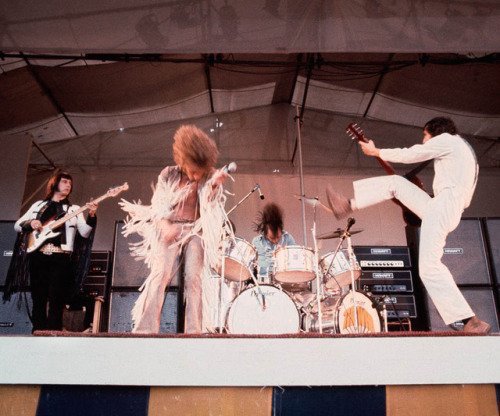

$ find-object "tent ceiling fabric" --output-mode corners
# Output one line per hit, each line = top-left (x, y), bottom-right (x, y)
(25, 105), (499, 176)
(1, 1), (499, 54)
(0, 1), (499, 168)
(1, 54), (499, 143)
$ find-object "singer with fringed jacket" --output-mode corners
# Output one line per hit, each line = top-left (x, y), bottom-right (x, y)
(120, 124), (234, 334)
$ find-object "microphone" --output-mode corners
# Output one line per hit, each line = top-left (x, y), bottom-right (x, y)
(346, 217), (355, 233)
(223, 162), (237, 174)
(257, 185), (265, 200)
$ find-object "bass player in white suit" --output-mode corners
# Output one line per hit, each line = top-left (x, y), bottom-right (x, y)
(8, 170), (98, 332)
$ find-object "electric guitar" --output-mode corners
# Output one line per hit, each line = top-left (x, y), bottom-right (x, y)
(346, 123), (430, 226)
(27, 182), (129, 253)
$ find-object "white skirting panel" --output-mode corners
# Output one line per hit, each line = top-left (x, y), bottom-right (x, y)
(0, 335), (498, 386)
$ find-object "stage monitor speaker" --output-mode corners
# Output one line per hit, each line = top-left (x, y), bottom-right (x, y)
(484, 218), (500, 284)
(0, 221), (17, 286)
(0, 291), (32, 334)
(441, 218), (491, 285)
(112, 222), (179, 287)
(426, 288), (499, 332)
(108, 289), (178, 333)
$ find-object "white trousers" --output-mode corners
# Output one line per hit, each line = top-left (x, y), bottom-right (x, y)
(133, 225), (204, 334)
(353, 175), (474, 325)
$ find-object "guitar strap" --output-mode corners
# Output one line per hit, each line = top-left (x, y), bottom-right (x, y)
(403, 159), (433, 179)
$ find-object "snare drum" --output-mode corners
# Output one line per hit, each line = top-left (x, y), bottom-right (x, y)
(319, 250), (361, 289)
(226, 285), (300, 334)
(273, 246), (316, 284)
(219, 238), (257, 282)
(303, 291), (381, 334)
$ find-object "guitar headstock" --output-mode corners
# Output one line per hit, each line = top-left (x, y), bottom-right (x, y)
(107, 182), (129, 197)
(346, 123), (367, 143)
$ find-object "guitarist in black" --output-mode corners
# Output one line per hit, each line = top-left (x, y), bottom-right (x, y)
(326, 117), (491, 334)
(6, 170), (98, 332)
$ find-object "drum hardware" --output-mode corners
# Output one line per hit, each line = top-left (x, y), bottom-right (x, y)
(290, 193), (327, 333)
(302, 291), (382, 334)
(318, 217), (376, 333)
(293, 194), (332, 213)
(317, 228), (363, 239)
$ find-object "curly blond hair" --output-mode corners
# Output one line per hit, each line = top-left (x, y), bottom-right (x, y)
(172, 125), (219, 171)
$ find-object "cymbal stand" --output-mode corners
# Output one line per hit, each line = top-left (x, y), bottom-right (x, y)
(344, 227), (360, 332)
(218, 237), (228, 333)
(310, 200), (323, 334)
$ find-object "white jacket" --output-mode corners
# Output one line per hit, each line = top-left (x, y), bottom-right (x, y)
(15, 200), (93, 252)
(379, 133), (478, 208)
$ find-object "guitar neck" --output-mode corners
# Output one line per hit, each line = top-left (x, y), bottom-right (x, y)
(49, 193), (109, 230)
(375, 156), (396, 176)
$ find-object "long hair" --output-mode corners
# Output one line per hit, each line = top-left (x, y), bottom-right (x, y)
(424, 117), (457, 137)
(253, 203), (284, 236)
(45, 170), (73, 200)
(172, 125), (218, 172)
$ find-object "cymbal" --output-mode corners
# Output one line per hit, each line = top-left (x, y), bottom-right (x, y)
(317, 228), (363, 239)
(293, 194), (332, 213)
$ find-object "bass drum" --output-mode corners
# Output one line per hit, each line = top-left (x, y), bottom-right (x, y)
(226, 285), (300, 334)
(303, 291), (381, 334)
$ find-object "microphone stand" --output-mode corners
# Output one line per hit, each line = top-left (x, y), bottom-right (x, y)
(222, 185), (266, 330)
(227, 184), (261, 216)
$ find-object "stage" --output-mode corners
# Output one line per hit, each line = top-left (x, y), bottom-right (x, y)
(1, 331), (498, 386)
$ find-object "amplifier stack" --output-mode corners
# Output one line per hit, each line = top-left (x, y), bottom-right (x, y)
(354, 246), (417, 329)
(82, 251), (112, 299)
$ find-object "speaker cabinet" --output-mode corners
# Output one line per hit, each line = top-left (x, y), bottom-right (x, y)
(426, 288), (499, 332)
(0, 291), (32, 334)
(108, 289), (178, 333)
(0, 221), (17, 286)
(484, 218), (500, 284)
(442, 218), (491, 285)
(112, 222), (179, 287)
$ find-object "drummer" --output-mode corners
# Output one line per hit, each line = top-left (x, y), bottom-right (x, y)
(252, 202), (296, 282)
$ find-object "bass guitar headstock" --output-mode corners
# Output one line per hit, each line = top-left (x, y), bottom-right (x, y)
(106, 182), (129, 198)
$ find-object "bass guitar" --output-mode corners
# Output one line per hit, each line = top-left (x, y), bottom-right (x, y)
(27, 182), (129, 253)
(346, 123), (430, 227)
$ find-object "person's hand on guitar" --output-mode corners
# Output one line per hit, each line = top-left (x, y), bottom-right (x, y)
(359, 139), (380, 158)
(30, 219), (43, 231)
(86, 201), (99, 217)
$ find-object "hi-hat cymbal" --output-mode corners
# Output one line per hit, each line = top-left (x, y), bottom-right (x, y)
(317, 228), (363, 239)
(293, 194), (332, 213)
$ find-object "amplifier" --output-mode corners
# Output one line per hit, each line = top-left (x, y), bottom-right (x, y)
(353, 246), (411, 269)
(359, 270), (413, 293)
(375, 294), (417, 318)
(89, 251), (111, 275)
(108, 289), (178, 333)
(82, 274), (107, 298)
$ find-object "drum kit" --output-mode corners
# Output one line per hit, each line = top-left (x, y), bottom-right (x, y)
(214, 193), (387, 335)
